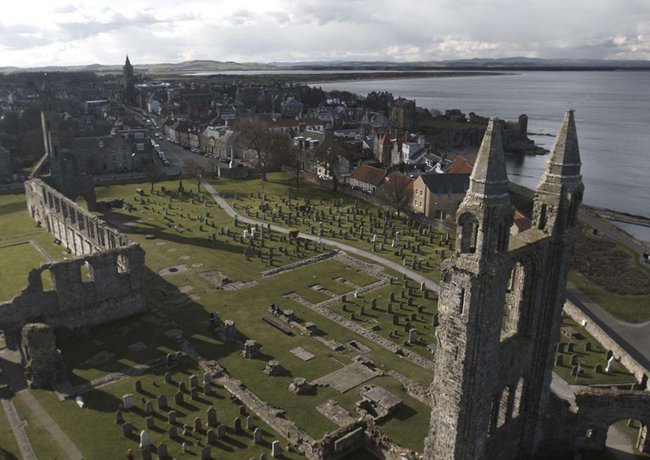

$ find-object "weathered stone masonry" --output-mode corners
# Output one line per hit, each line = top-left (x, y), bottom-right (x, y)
(0, 243), (146, 349)
(424, 111), (648, 459)
(25, 178), (127, 256)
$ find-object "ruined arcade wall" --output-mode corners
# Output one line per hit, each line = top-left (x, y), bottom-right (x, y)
(0, 243), (147, 349)
(25, 178), (127, 256)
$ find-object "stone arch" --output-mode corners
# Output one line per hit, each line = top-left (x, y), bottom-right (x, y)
(116, 253), (129, 274)
(40, 268), (54, 291)
(457, 213), (479, 254)
(512, 377), (524, 419)
(497, 386), (511, 428)
(501, 256), (537, 341)
(567, 192), (582, 226)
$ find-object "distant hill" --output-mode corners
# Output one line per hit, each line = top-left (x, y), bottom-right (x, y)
(0, 60), (276, 75)
(2, 57), (649, 75)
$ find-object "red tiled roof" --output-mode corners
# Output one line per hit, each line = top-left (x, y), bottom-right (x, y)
(447, 155), (474, 174)
(513, 209), (532, 232)
(351, 164), (387, 186)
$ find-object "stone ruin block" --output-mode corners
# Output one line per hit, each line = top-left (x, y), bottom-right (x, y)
(289, 377), (315, 395)
(305, 322), (318, 335)
(21, 323), (66, 388)
(264, 360), (287, 377)
(242, 339), (261, 359)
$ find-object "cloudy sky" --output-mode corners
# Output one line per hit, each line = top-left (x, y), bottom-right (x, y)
(1, 0), (649, 67)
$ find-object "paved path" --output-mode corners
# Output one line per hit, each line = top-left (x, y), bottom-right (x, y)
(202, 181), (440, 292)
(0, 398), (37, 460)
(580, 209), (649, 258)
(17, 390), (83, 460)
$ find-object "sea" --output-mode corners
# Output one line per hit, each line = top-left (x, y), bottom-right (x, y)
(311, 71), (650, 242)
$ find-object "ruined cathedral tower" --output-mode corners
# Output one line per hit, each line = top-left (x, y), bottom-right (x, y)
(425, 112), (583, 459)
(123, 55), (136, 106)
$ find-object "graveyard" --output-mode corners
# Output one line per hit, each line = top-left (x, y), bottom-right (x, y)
(0, 174), (638, 459)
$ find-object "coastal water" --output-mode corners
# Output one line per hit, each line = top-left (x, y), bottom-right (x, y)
(314, 71), (650, 241)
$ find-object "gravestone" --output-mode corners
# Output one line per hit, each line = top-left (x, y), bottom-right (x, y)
(178, 381), (186, 392)
(157, 395), (168, 411)
(141, 446), (152, 460)
(144, 400), (153, 415)
(189, 375), (199, 388)
(254, 427), (263, 444)
(272, 440), (282, 458)
(567, 343), (575, 353)
(234, 417), (242, 432)
(570, 354), (578, 365)
(122, 421), (133, 437)
(194, 417), (202, 432)
(164, 371), (172, 383)
(207, 407), (217, 426)
(175, 391), (184, 405)
(115, 409), (123, 424)
(145, 416), (154, 429)
(203, 372), (212, 385)
(387, 303), (393, 314)
(239, 405), (247, 416)
(191, 388), (198, 400)
(393, 314), (399, 325)
(555, 355), (563, 366)
(216, 424), (226, 439)
(168, 426), (177, 439)
(204, 382), (212, 395)
(557, 343), (565, 353)
(247, 415), (256, 430)
(135, 380), (143, 393)
(584, 342), (592, 352)
(139, 430), (151, 448)
(207, 429), (217, 444)
(595, 364), (603, 373)
(409, 329), (417, 344)
(122, 394), (135, 409)
(201, 446), (211, 460)
(158, 443), (168, 459)
(168, 410), (176, 424)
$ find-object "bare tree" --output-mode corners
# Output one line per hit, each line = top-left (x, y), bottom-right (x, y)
(182, 156), (208, 193)
(314, 130), (347, 192)
(237, 117), (288, 181)
(376, 173), (413, 217)
(143, 160), (163, 192)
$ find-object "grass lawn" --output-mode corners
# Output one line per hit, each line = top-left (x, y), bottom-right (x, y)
(570, 227), (650, 323)
(553, 316), (636, 386)
(0, 243), (48, 302)
(4, 176), (641, 458)
(568, 272), (650, 324)
(28, 359), (305, 459)
(209, 173), (453, 282)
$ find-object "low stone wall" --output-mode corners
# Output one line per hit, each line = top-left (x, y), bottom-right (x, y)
(563, 300), (648, 382)
(0, 243), (147, 349)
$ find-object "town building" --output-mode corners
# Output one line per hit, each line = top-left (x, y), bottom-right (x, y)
(349, 164), (386, 194)
(411, 173), (470, 219)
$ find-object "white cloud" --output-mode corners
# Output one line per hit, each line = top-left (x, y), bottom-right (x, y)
(0, 0), (649, 66)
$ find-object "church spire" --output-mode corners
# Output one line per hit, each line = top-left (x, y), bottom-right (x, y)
(468, 118), (509, 199)
(539, 109), (581, 184)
